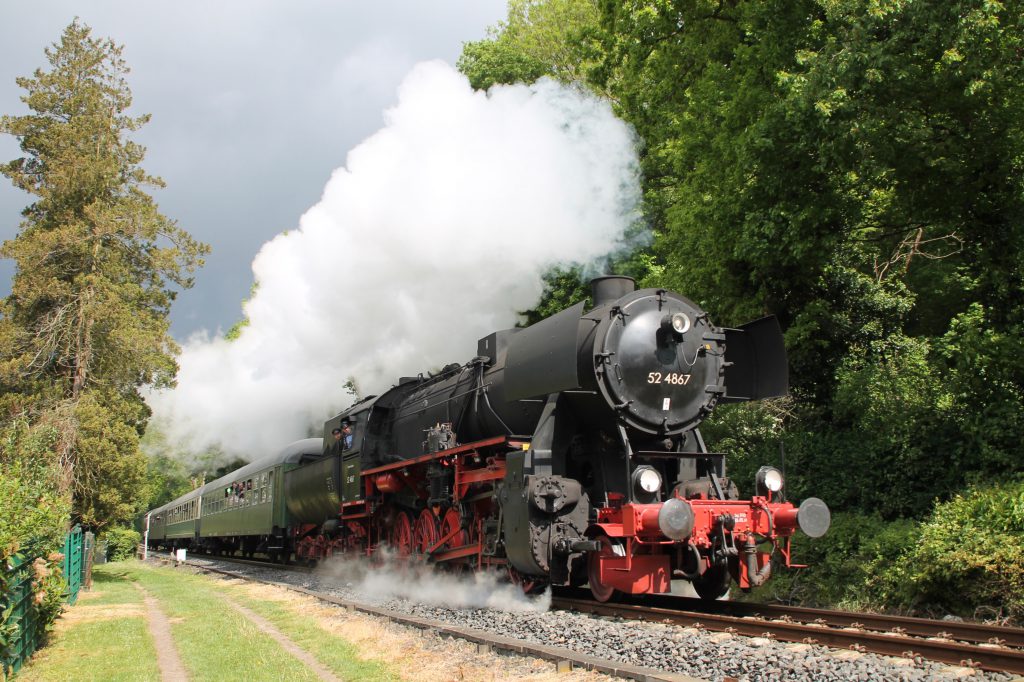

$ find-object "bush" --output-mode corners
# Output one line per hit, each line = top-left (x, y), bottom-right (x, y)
(101, 527), (141, 562)
(871, 479), (1024, 622)
(0, 419), (72, 657)
(0, 420), (70, 561)
(749, 511), (917, 609)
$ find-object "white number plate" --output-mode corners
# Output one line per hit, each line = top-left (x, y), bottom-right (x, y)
(647, 372), (692, 385)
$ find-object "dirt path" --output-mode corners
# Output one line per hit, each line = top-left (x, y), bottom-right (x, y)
(133, 583), (189, 682)
(223, 599), (344, 682)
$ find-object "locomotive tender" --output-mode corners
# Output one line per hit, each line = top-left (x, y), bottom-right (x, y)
(146, 276), (830, 601)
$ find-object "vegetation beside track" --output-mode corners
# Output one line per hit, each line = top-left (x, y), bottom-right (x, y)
(16, 566), (159, 682)
(458, 0), (1024, 623)
(749, 479), (1024, 623)
(17, 561), (397, 681)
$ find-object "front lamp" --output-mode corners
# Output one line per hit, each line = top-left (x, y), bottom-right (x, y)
(755, 466), (784, 497)
(661, 313), (692, 340)
(633, 466), (663, 496)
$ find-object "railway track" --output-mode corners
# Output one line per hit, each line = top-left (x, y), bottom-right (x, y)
(147, 550), (313, 574)
(153, 553), (1023, 678)
(552, 587), (1024, 674)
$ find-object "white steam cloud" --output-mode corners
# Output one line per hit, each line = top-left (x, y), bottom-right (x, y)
(148, 61), (641, 458)
(315, 554), (550, 613)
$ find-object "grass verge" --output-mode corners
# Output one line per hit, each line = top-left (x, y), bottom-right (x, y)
(222, 582), (397, 682)
(17, 566), (160, 682)
(18, 561), (400, 682)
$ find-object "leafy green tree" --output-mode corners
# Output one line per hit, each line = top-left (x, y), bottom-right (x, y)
(0, 20), (207, 528)
(590, 0), (1024, 508)
(490, 0), (1024, 616)
(458, 0), (601, 90)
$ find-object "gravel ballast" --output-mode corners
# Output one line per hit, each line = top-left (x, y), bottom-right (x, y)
(176, 555), (1013, 682)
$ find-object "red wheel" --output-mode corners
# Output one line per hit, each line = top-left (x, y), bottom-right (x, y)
(507, 566), (545, 595)
(413, 509), (439, 556)
(345, 521), (367, 553)
(440, 507), (469, 551)
(588, 533), (625, 603)
(439, 507), (471, 572)
(327, 536), (346, 558)
(390, 511), (413, 557)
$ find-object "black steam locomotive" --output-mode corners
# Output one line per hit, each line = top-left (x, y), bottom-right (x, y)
(146, 276), (829, 601)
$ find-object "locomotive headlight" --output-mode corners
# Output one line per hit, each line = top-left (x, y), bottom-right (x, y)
(671, 313), (691, 335)
(660, 313), (691, 341)
(633, 466), (663, 495)
(755, 466), (784, 496)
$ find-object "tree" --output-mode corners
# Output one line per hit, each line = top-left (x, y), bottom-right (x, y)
(458, 0), (601, 90)
(590, 0), (1024, 505)
(487, 0), (1024, 615)
(0, 20), (208, 528)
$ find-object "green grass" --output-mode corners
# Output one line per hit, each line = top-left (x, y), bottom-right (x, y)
(222, 586), (397, 682)
(17, 566), (160, 682)
(118, 563), (322, 682)
(17, 561), (400, 682)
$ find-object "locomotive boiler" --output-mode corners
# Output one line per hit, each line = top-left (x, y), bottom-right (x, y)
(299, 276), (831, 600)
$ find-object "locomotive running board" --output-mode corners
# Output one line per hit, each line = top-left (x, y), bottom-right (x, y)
(360, 436), (524, 476)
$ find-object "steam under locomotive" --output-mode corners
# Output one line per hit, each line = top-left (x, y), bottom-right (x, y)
(145, 276), (830, 601)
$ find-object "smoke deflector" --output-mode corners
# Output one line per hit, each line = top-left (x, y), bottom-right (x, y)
(504, 302), (586, 402)
(721, 316), (789, 401)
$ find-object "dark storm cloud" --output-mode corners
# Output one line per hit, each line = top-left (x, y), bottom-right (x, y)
(0, 1), (506, 338)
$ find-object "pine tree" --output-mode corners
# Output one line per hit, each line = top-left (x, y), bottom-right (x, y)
(0, 20), (208, 527)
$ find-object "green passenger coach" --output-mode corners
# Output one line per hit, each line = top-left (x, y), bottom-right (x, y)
(144, 438), (328, 562)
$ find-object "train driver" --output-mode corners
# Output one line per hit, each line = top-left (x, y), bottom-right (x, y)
(332, 424), (354, 450)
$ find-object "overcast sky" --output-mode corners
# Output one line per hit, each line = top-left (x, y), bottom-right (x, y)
(0, 1), (507, 339)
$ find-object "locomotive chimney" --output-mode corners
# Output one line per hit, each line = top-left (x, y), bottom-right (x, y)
(590, 276), (636, 307)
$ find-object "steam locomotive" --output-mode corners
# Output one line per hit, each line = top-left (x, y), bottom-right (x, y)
(145, 276), (830, 601)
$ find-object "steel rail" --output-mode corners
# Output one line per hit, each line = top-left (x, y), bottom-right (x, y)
(640, 593), (1024, 648)
(552, 596), (1024, 674)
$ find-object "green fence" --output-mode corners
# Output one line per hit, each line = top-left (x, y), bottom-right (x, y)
(0, 554), (36, 679)
(61, 527), (82, 607)
(1, 525), (87, 678)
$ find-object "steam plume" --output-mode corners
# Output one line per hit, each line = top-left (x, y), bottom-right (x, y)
(148, 61), (641, 458)
(315, 554), (550, 613)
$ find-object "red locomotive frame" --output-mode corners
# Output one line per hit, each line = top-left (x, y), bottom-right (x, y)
(291, 434), (807, 599)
